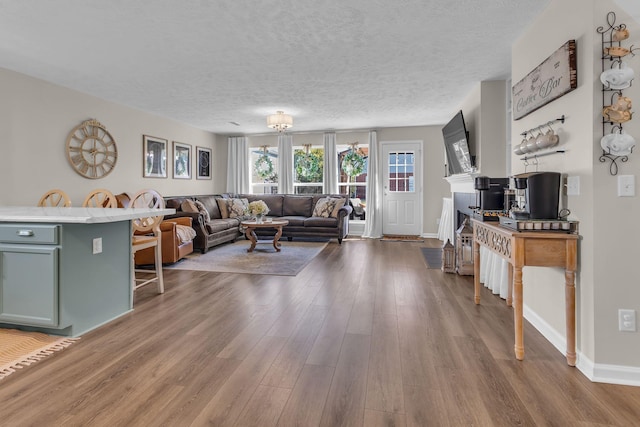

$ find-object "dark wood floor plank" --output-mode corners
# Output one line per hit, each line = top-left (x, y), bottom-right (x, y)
(262, 305), (328, 389)
(276, 364), (335, 427)
(233, 385), (291, 427)
(319, 333), (371, 427)
(190, 335), (287, 427)
(366, 313), (404, 414)
(363, 409), (407, 427)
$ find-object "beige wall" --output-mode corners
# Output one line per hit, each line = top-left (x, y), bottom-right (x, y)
(458, 81), (508, 177)
(513, 0), (640, 370)
(242, 127), (449, 235)
(0, 68), (219, 206)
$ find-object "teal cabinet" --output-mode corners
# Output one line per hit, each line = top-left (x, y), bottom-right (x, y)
(0, 244), (58, 327)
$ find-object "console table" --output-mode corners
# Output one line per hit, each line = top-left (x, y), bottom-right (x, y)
(471, 219), (579, 366)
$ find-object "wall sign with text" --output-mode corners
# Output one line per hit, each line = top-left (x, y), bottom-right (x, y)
(512, 40), (577, 120)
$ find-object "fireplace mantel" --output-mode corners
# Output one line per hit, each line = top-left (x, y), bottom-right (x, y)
(444, 172), (480, 194)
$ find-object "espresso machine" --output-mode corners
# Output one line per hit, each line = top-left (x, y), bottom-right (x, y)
(508, 171), (561, 219)
(473, 176), (510, 221)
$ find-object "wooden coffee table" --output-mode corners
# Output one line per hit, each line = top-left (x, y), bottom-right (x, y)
(240, 219), (289, 253)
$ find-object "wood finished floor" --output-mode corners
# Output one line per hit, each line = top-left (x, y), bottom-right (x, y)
(1, 238), (639, 426)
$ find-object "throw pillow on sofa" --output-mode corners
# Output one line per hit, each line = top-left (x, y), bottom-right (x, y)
(331, 197), (346, 218)
(226, 198), (249, 218)
(313, 197), (339, 218)
(181, 199), (212, 222)
(193, 200), (211, 223)
(216, 197), (230, 218)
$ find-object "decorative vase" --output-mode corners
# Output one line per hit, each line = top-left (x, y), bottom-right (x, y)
(255, 213), (263, 224)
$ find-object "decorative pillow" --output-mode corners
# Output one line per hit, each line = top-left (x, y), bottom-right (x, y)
(312, 197), (339, 218)
(180, 199), (198, 213)
(226, 198), (249, 218)
(216, 197), (230, 219)
(193, 200), (211, 223)
(330, 197), (346, 218)
(175, 224), (197, 244)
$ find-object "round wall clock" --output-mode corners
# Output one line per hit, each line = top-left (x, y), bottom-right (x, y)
(66, 119), (118, 179)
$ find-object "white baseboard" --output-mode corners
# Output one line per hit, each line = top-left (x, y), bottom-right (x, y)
(421, 233), (438, 238)
(524, 304), (640, 387)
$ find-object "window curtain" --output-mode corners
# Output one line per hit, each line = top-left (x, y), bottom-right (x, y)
(323, 132), (338, 194)
(277, 134), (294, 194)
(226, 136), (249, 194)
(362, 130), (382, 238)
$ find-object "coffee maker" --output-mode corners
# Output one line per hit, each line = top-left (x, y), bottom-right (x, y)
(510, 172), (561, 219)
(473, 176), (510, 220)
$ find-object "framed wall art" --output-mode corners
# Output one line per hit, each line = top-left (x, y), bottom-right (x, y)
(143, 135), (168, 178)
(196, 146), (212, 180)
(173, 141), (192, 179)
(512, 39), (577, 120)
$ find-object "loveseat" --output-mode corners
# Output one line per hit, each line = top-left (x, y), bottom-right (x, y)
(164, 194), (352, 253)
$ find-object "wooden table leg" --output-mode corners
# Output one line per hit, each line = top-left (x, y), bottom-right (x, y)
(273, 226), (283, 252)
(513, 265), (525, 361)
(245, 227), (257, 253)
(507, 263), (513, 307)
(473, 239), (481, 304)
(565, 268), (577, 366)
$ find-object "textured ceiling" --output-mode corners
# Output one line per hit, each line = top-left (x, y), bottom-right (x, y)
(0, 0), (551, 135)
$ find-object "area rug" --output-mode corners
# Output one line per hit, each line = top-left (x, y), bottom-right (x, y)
(381, 235), (425, 242)
(166, 240), (329, 276)
(421, 247), (443, 269)
(1, 329), (78, 380)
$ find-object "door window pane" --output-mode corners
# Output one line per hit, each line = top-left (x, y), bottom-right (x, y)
(388, 151), (415, 193)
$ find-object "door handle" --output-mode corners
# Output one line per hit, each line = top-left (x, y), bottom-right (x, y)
(17, 230), (35, 237)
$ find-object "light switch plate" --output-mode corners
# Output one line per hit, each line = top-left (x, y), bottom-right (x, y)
(617, 175), (635, 197)
(567, 176), (580, 196)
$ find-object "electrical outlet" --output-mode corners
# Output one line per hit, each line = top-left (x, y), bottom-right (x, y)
(617, 175), (635, 197)
(92, 237), (102, 254)
(619, 309), (636, 332)
(566, 176), (580, 196)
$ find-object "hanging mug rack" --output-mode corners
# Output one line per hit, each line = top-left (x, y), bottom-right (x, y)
(597, 11), (637, 175)
(514, 115), (565, 158)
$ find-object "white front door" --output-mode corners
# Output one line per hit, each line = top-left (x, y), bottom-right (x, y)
(381, 141), (422, 236)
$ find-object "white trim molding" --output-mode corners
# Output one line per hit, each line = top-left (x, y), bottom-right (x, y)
(524, 304), (640, 387)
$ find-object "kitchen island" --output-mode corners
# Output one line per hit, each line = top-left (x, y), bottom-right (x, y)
(0, 206), (174, 337)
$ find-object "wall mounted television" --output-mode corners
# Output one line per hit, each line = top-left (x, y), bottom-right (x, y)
(442, 110), (475, 176)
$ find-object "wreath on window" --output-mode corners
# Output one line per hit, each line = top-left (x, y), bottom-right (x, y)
(255, 154), (274, 179)
(297, 155), (321, 178)
(341, 149), (365, 177)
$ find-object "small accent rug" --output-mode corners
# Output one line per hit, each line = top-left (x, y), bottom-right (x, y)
(421, 247), (443, 269)
(381, 235), (425, 242)
(166, 240), (329, 276)
(1, 329), (78, 380)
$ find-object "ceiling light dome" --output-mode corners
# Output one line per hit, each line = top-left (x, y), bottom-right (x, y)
(267, 111), (293, 132)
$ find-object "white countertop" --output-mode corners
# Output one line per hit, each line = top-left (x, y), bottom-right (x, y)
(0, 207), (176, 224)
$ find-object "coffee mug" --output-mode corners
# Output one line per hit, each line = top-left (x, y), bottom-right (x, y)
(601, 62), (635, 89)
(525, 135), (537, 153)
(613, 28), (630, 42)
(536, 129), (558, 150)
(514, 138), (526, 155)
(604, 46), (630, 57)
(613, 95), (632, 112)
(603, 106), (632, 123)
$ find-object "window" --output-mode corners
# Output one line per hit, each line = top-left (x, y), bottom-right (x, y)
(293, 145), (323, 194)
(338, 143), (368, 221)
(388, 151), (415, 192)
(250, 146), (278, 194)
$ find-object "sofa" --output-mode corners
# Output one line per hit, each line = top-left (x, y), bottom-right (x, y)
(164, 194), (352, 253)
